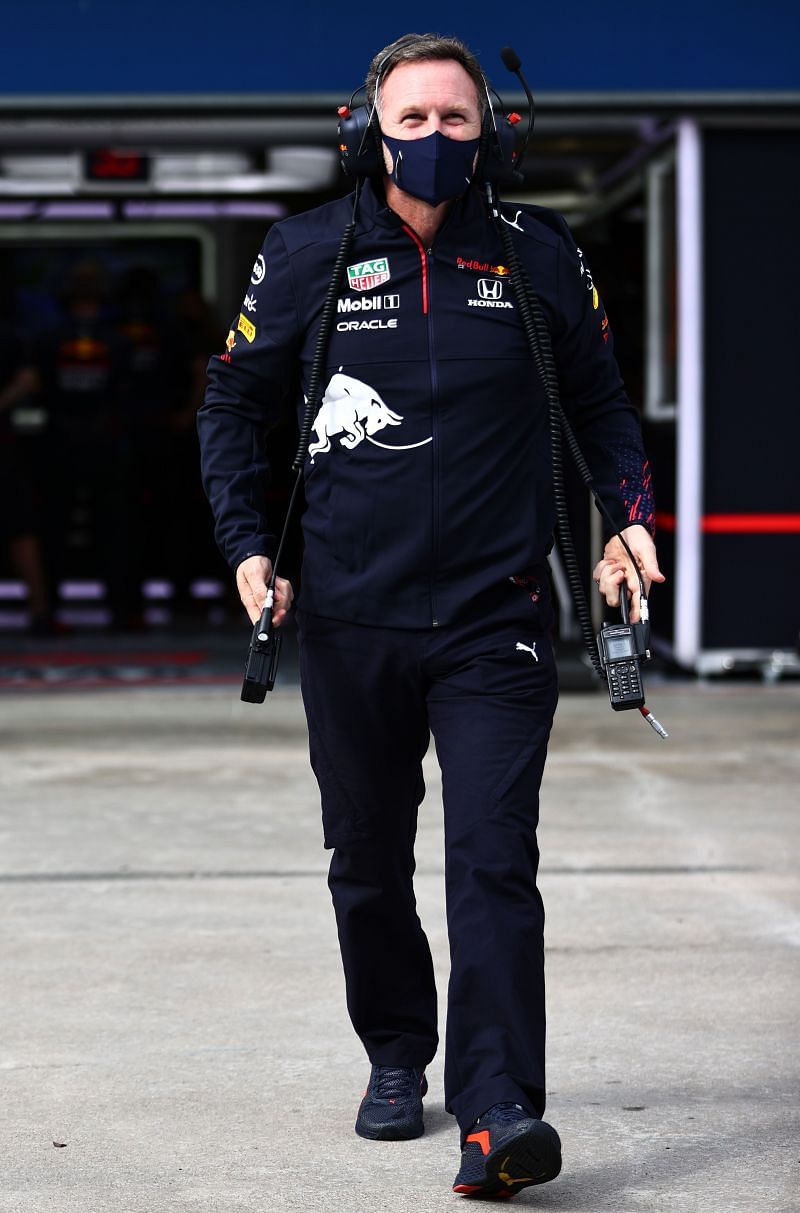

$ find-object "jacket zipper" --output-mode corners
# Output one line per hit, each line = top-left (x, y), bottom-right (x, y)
(402, 223), (439, 625)
(401, 223), (429, 314)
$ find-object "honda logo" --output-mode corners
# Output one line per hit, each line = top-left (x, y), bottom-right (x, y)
(477, 278), (503, 300)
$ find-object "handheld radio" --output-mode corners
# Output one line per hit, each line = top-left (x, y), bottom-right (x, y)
(241, 589), (282, 703)
(597, 585), (649, 710)
(595, 585), (668, 735)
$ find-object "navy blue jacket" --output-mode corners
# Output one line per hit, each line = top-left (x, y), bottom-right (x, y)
(198, 181), (655, 628)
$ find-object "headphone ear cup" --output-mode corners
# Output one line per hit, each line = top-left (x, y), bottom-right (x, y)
(338, 106), (384, 178)
(494, 120), (521, 182)
(477, 109), (523, 184)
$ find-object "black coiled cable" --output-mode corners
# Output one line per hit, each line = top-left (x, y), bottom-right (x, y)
(268, 185), (361, 589)
(493, 196), (640, 680)
(292, 183), (361, 472)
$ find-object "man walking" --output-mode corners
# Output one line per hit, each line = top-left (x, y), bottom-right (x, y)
(198, 32), (662, 1198)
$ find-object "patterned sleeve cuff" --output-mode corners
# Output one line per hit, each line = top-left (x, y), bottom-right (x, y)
(619, 457), (656, 534)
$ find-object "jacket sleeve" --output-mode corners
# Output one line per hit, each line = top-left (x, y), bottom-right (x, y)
(551, 216), (655, 536)
(197, 225), (302, 571)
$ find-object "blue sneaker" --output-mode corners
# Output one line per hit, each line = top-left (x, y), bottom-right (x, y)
(453, 1102), (561, 1198)
(355, 1065), (428, 1140)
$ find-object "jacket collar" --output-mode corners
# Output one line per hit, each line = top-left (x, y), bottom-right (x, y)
(357, 177), (491, 247)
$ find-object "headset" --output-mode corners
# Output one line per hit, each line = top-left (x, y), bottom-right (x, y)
(336, 42), (528, 186)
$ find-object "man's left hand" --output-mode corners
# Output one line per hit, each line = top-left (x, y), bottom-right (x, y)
(592, 525), (665, 623)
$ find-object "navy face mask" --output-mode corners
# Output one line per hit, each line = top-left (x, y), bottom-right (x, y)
(382, 130), (481, 207)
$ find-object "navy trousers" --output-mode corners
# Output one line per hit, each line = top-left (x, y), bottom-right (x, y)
(296, 577), (559, 1134)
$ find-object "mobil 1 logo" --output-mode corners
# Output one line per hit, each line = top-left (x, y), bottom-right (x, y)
(338, 294), (399, 314)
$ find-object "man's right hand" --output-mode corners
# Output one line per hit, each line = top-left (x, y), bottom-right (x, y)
(235, 555), (294, 627)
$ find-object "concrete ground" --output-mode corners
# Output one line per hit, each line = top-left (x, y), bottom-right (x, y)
(0, 681), (798, 1212)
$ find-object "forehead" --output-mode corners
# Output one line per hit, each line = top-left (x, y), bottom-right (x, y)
(380, 59), (481, 111)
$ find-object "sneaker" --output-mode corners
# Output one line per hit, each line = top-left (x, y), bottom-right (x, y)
(453, 1102), (561, 1198)
(354, 1065), (428, 1140)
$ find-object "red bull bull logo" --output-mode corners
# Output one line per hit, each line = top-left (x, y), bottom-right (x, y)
(308, 372), (431, 462)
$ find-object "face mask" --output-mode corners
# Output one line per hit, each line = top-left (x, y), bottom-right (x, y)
(382, 130), (481, 207)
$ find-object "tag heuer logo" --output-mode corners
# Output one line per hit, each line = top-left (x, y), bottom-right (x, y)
(347, 257), (390, 292)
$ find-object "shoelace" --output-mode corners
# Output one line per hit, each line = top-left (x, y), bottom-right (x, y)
(478, 1101), (529, 1124)
(372, 1066), (420, 1101)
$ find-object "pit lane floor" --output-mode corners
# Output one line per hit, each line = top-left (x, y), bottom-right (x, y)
(1, 682), (798, 1212)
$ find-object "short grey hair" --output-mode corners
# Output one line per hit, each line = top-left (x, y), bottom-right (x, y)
(365, 32), (488, 120)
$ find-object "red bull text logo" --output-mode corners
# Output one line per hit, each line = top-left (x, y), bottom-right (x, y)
(456, 257), (509, 276)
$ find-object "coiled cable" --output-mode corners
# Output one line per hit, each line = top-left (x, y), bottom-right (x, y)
(491, 188), (643, 679)
(269, 184), (361, 589)
(292, 182), (361, 472)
